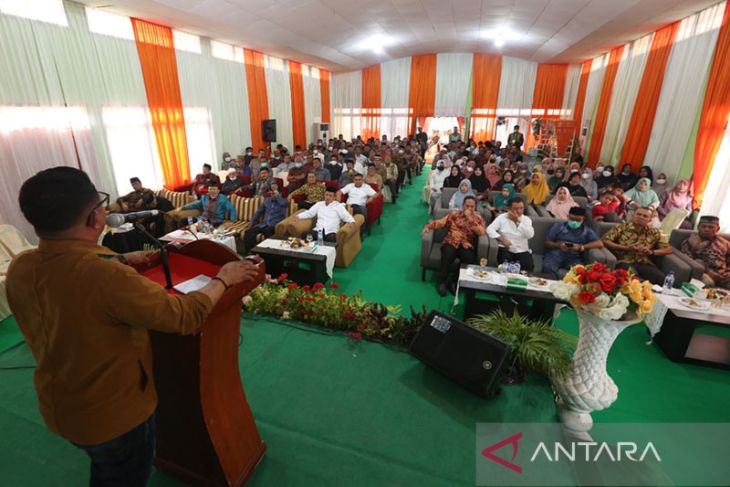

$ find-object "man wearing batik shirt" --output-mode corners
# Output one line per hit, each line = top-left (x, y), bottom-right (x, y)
(681, 215), (730, 289)
(192, 164), (221, 197)
(287, 172), (325, 209)
(422, 196), (486, 296)
(117, 177), (156, 212)
(602, 206), (673, 285)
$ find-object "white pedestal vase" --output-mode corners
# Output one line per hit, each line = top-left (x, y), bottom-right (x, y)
(553, 311), (641, 439)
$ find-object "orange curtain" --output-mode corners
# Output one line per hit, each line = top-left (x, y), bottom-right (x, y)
(532, 64), (568, 113)
(320, 69), (331, 124)
(586, 46), (625, 167)
(620, 23), (679, 172)
(288, 60), (307, 149)
(361, 65), (381, 141)
(694, 1), (730, 208)
(131, 19), (191, 189)
(244, 49), (270, 152)
(408, 54), (437, 134)
(471, 53), (501, 142)
(572, 61), (591, 127)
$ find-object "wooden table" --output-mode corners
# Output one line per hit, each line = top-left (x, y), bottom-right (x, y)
(653, 300), (730, 370)
(251, 237), (336, 286)
(458, 265), (565, 323)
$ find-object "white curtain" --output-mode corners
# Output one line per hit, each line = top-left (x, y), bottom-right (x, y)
(600, 34), (653, 164)
(561, 63), (582, 118)
(497, 56), (537, 114)
(303, 66), (322, 144)
(581, 54), (609, 157)
(176, 37), (251, 168)
(264, 55), (294, 151)
(434, 53), (472, 117)
(700, 119), (730, 231)
(331, 70), (362, 140)
(643, 2), (724, 181)
(381, 57), (411, 108)
(0, 1), (149, 241)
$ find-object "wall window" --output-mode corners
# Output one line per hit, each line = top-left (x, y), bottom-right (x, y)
(211, 40), (243, 62)
(183, 107), (216, 173)
(86, 7), (134, 40)
(102, 107), (163, 196)
(173, 30), (201, 54)
(0, 0), (67, 26)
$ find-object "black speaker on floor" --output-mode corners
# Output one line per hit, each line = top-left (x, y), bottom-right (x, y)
(409, 311), (511, 397)
(262, 119), (277, 142)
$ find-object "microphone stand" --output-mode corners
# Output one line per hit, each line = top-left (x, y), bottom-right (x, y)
(133, 221), (173, 289)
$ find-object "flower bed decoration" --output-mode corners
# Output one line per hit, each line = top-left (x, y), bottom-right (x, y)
(243, 274), (428, 346)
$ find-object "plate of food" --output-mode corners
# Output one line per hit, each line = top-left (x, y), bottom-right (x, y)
(528, 277), (550, 288)
(678, 297), (711, 310)
(706, 288), (730, 300)
(471, 269), (491, 281)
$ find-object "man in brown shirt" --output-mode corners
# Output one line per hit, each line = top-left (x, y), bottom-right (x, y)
(6, 167), (258, 486)
(116, 177), (157, 212)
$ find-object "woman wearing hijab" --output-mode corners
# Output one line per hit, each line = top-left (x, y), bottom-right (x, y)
(548, 167), (566, 192)
(485, 163), (502, 188)
(579, 167), (598, 202)
(638, 165), (654, 185)
(523, 171), (551, 206)
(489, 183), (515, 214)
(469, 166), (490, 197)
(493, 169), (514, 190)
(652, 172), (670, 196)
(617, 163), (638, 190)
(546, 187), (579, 219)
(443, 166), (463, 188)
(596, 165), (618, 189)
(624, 178), (660, 213)
(657, 179), (693, 220)
(448, 179), (476, 210)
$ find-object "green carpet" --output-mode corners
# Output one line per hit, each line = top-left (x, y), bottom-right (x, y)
(0, 315), (23, 353)
(1, 169), (728, 486)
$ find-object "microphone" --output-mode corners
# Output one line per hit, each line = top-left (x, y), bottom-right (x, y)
(106, 210), (159, 228)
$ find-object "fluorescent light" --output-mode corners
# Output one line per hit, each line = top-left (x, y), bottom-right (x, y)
(494, 38), (505, 48)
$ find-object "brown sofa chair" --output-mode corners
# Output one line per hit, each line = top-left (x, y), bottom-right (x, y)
(274, 207), (365, 267)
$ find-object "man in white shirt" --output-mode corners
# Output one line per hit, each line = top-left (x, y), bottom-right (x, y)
(486, 197), (535, 271)
(428, 161), (449, 214)
(339, 174), (376, 222)
(353, 146), (368, 174)
(297, 186), (355, 242)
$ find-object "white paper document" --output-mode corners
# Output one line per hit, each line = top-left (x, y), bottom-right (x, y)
(174, 274), (211, 294)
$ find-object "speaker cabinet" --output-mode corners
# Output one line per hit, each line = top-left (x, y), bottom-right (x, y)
(262, 119), (277, 142)
(409, 311), (511, 397)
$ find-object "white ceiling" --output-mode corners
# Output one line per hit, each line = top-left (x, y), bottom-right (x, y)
(77, 0), (722, 71)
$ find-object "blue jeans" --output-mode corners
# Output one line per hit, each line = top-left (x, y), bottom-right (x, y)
(542, 251), (582, 280)
(74, 413), (156, 487)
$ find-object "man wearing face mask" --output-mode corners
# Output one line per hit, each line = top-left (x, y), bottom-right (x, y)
(273, 154), (292, 177)
(542, 207), (603, 279)
(286, 157), (308, 191)
(243, 146), (256, 166)
(221, 168), (245, 195)
(221, 152), (235, 170)
(326, 155), (344, 181)
(250, 149), (267, 176)
(507, 125), (524, 150)
(428, 161), (449, 214)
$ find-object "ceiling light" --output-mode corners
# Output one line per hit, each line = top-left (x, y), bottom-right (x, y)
(482, 26), (523, 48)
(358, 33), (394, 55)
(494, 38), (505, 48)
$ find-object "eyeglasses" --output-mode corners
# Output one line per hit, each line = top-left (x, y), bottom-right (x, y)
(87, 191), (109, 226)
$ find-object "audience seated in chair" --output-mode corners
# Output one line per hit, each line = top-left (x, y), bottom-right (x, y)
(421, 196), (486, 297)
(296, 186), (356, 243)
(601, 207), (672, 285)
(180, 183), (236, 228)
(487, 197), (535, 271)
(311, 158), (331, 181)
(545, 187), (579, 219)
(116, 177), (157, 213)
(242, 182), (288, 252)
(241, 167), (275, 197)
(287, 172), (325, 210)
(542, 207), (603, 279)
(221, 168), (245, 195)
(338, 174), (376, 224)
(680, 215), (729, 289)
(338, 160), (357, 188)
(192, 163), (221, 197)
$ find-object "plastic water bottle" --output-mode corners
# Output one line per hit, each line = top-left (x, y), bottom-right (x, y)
(663, 271), (675, 290)
(512, 260), (521, 274)
(187, 216), (194, 227)
(317, 229), (324, 246)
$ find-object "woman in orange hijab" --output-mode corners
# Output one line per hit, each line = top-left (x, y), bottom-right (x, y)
(522, 171), (551, 205)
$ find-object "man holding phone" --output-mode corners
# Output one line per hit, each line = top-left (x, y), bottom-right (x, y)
(543, 207), (603, 279)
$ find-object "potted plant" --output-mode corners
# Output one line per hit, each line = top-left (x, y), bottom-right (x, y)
(466, 310), (577, 384)
(550, 262), (656, 438)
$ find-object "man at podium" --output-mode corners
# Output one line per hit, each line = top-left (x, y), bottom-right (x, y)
(6, 167), (260, 487)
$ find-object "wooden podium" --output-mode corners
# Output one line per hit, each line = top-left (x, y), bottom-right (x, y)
(138, 240), (266, 486)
